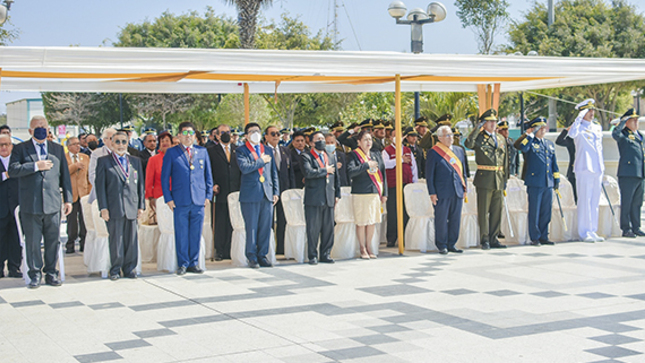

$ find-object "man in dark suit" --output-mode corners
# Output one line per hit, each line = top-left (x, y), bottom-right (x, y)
(264, 125), (295, 255)
(236, 122), (280, 268)
(208, 124), (241, 260)
(555, 126), (577, 202)
(426, 126), (468, 254)
(325, 133), (349, 186)
(613, 109), (645, 238)
(96, 131), (145, 280)
(162, 122), (213, 275)
(302, 131), (341, 264)
(290, 131), (307, 188)
(139, 132), (157, 176)
(9, 116), (73, 288)
(0, 134), (22, 278)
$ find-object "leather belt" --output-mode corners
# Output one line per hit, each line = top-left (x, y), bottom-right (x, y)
(477, 165), (503, 171)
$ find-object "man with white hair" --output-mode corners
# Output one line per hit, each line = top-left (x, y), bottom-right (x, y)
(88, 127), (116, 203)
(568, 99), (604, 242)
(426, 125), (468, 254)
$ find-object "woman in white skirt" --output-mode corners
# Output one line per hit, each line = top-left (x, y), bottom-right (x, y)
(347, 130), (388, 259)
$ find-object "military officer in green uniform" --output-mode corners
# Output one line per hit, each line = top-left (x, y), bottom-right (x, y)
(420, 114), (453, 150)
(371, 120), (386, 152)
(612, 108), (645, 238)
(464, 109), (509, 250)
(497, 120), (520, 176)
(338, 119), (373, 150)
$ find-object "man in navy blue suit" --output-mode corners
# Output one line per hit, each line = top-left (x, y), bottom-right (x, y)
(161, 121), (213, 275)
(236, 122), (280, 268)
(426, 126), (468, 255)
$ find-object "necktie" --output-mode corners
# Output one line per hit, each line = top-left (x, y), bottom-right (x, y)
(225, 145), (230, 162)
(255, 145), (261, 157)
(119, 156), (128, 173)
(72, 154), (77, 164)
(38, 143), (47, 160)
(274, 146), (281, 170)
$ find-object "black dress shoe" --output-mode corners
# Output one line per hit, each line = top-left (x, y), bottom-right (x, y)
(308, 257), (318, 265)
(623, 231), (636, 238)
(28, 278), (40, 289)
(498, 233), (506, 239)
(65, 248), (75, 254)
(259, 258), (273, 267)
(635, 230), (645, 237)
(530, 240), (541, 246)
(490, 243), (507, 249)
(319, 256), (335, 263)
(187, 266), (204, 274)
(539, 240), (555, 245)
(438, 248), (448, 255)
(45, 276), (62, 287)
(8, 270), (23, 278)
(481, 242), (490, 250)
(447, 247), (463, 253)
(176, 266), (187, 275)
(126, 271), (137, 279)
(214, 255), (223, 262)
(110, 274), (120, 281)
(386, 242), (395, 248)
(248, 260), (260, 269)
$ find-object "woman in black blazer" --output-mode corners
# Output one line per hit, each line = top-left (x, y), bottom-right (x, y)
(347, 130), (388, 259)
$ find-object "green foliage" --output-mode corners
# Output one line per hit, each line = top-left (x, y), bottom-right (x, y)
(411, 92), (479, 126)
(455, 0), (510, 54)
(256, 13), (336, 50)
(0, 18), (18, 46)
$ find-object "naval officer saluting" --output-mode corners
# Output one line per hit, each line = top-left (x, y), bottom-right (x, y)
(612, 108), (645, 238)
(514, 117), (559, 246)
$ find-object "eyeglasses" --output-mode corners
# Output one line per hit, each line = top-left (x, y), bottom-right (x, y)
(268, 131), (280, 137)
(68, 142), (80, 146)
(181, 130), (195, 136)
(113, 139), (128, 145)
(0, 143), (10, 147)
(440, 134), (454, 138)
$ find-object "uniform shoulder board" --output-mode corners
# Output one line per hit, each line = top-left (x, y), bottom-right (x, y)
(521, 138), (529, 146)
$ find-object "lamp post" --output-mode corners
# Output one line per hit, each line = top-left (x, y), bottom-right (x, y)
(0, 0), (14, 26)
(631, 89), (643, 115)
(388, 1), (447, 120)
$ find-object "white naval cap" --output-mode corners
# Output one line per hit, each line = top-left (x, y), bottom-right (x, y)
(575, 99), (596, 111)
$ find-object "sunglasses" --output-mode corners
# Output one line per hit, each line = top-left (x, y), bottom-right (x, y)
(268, 131), (280, 137)
(181, 130), (195, 136)
(113, 139), (128, 145)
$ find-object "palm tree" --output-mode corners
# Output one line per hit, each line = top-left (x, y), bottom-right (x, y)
(224, 0), (274, 49)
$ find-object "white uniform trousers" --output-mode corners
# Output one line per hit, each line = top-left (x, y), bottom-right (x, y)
(576, 171), (602, 239)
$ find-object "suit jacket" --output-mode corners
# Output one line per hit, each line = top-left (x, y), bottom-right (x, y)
(302, 149), (341, 207)
(236, 142), (279, 203)
(9, 139), (72, 215)
(426, 145), (468, 199)
(464, 127), (509, 190)
(208, 143), (241, 204)
(517, 135), (559, 188)
(337, 130), (358, 150)
(161, 144), (213, 207)
(291, 148), (306, 188)
(139, 148), (155, 173)
(613, 120), (645, 179)
(128, 146), (140, 158)
(335, 151), (350, 187)
(555, 128), (576, 180)
(266, 144), (295, 193)
(66, 152), (91, 203)
(95, 154), (145, 220)
(0, 159), (19, 218)
(88, 145), (111, 204)
(347, 149), (388, 196)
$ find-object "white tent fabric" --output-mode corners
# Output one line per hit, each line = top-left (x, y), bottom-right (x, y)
(3, 47), (645, 94)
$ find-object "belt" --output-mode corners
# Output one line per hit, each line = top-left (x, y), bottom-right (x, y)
(477, 165), (504, 171)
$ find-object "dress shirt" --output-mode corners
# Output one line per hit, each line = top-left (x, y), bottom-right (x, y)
(32, 138), (48, 171)
(1, 154), (9, 181)
(266, 144), (280, 170)
(381, 145), (419, 183)
(146, 148), (156, 157)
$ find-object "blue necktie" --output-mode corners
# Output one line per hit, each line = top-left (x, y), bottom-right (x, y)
(255, 145), (261, 157)
(119, 156), (128, 173)
(38, 143), (47, 159)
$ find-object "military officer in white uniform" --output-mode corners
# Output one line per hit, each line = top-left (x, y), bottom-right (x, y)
(568, 99), (604, 242)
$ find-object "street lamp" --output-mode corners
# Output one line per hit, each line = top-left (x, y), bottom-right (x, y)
(388, 1), (447, 119)
(631, 89), (643, 114)
(0, 0), (14, 26)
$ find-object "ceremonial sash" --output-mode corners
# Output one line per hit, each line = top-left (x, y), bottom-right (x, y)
(312, 150), (328, 174)
(432, 143), (467, 194)
(245, 141), (265, 181)
(354, 148), (384, 197)
(111, 152), (129, 181)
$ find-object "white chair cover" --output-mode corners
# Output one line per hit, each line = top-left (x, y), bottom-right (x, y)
(80, 195), (96, 268)
(332, 187), (359, 260)
(282, 189), (307, 263)
(138, 200), (160, 263)
(501, 177), (530, 245)
(404, 183), (436, 252)
(598, 175), (621, 238)
(457, 180), (479, 249)
(203, 200), (214, 260)
(88, 200), (111, 277)
(549, 176), (578, 242)
(227, 192), (278, 268)
(155, 197), (206, 272)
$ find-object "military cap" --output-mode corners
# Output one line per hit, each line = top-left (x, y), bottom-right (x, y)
(121, 124), (135, 132)
(384, 121), (394, 130)
(435, 114), (453, 126)
(621, 108), (640, 121)
(303, 127), (316, 136)
(373, 120), (385, 129)
(280, 128), (290, 134)
(414, 116), (428, 127)
(479, 109), (498, 122)
(404, 126), (419, 137)
(359, 119), (374, 128)
(330, 121), (345, 132)
(575, 99), (596, 111)
(528, 116), (547, 129)
(201, 130), (209, 137)
(142, 127), (157, 135)
(497, 120), (509, 130)
(452, 127), (462, 137)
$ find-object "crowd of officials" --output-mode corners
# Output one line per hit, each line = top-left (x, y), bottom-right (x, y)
(1, 97), (644, 288)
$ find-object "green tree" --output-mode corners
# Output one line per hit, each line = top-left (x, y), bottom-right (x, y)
(410, 92), (479, 126)
(224, 0), (274, 49)
(506, 0), (645, 128)
(455, 0), (510, 54)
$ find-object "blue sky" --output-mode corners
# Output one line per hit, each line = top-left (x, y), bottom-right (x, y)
(3, 0), (645, 112)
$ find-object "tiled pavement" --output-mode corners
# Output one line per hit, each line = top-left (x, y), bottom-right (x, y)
(3, 237), (645, 362)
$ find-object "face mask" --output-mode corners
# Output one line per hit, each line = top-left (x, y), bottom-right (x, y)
(249, 132), (261, 144)
(219, 132), (231, 144)
(392, 137), (396, 145)
(314, 140), (326, 151)
(33, 127), (48, 140)
(325, 145), (336, 154)
(88, 141), (98, 150)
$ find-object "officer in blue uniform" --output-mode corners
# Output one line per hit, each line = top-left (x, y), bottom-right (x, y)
(514, 117), (559, 246)
(612, 108), (645, 238)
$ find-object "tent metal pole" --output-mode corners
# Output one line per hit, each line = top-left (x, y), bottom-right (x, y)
(244, 83), (250, 126)
(395, 74), (404, 255)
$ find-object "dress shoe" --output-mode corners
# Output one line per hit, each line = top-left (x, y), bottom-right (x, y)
(539, 240), (555, 245)
(530, 240), (541, 246)
(447, 247), (463, 253)
(187, 266), (204, 274)
(126, 271), (137, 279)
(319, 256), (335, 263)
(109, 274), (120, 281)
(481, 242), (490, 250)
(308, 257), (318, 265)
(583, 235), (596, 243)
(248, 260), (260, 269)
(176, 266), (187, 276)
(623, 231), (636, 238)
(65, 248), (75, 254)
(8, 270), (23, 278)
(635, 230), (645, 237)
(259, 258), (273, 268)
(28, 278), (40, 289)
(45, 275), (62, 287)
(369, 253), (377, 259)
(386, 242), (395, 248)
(498, 233), (506, 239)
(360, 252), (370, 259)
(214, 255), (223, 262)
(490, 243), (507, 249)
(438, 248), (448, 255)
(591, 232), (605, 242)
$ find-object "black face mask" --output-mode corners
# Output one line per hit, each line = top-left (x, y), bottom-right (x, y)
(88, 141), (98, 150)
(314, 140), (326, 151)
(219, 132), (231, 143)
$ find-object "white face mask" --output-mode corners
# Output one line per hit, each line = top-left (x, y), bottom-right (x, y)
(249, 132), (261, 144)
(392, 137), (396, 145)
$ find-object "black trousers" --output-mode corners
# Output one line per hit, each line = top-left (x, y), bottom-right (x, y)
(305, 205), (335, 260)
(20, 211), (61, 280)
(386, 187), (409, 245)
(106, 217), (138, 277)
(66, 199), (86, 251)
(619, 176), (644, 233)
(213, 202), (233, 259)
(0, 213), (21, 273)
(275, 199), (286, 255)
(433, 196), (463, 250)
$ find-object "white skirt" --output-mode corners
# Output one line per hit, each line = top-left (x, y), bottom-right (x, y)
(352, 193), (382, 226)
